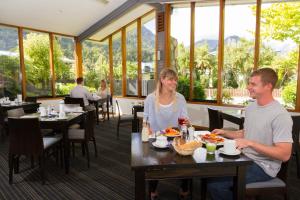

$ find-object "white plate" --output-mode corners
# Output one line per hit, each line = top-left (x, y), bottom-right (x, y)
(218, 147), (241, 156)
(194, 131), (226, 146)
(152, 142), (169, 149)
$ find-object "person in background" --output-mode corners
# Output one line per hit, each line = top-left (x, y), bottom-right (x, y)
(208, 68), (293, 200)
(97, 79), (110, 99)
(70, 77), (99, 106)
(143, 68), (190, 200)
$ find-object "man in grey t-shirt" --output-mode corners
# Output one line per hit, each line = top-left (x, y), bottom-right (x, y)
(207, 68), (293, 200)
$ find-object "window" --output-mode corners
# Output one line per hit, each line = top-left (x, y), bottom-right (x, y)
(99, 39), (110, 87)
(126, 22), (138, 96)
(0, 26), (21, 98)
(170, 5), (191, 100)
(258, 1), (299, 109)
(112, 32), (122, 96)
(194, 4), (220, 102)
(141, 12), (156, 96)
(82, 40), (102, 92)
(222, 1), (256, 105)
(23, 30), (51, 97)
(54, 35), (76, 96)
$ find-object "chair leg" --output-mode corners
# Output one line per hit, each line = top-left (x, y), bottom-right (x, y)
(60, 142), (64, 169)
(81, 142), (85, 156)
(72, 142), (75, 157)
(117, 122), (120, 139)
(31, 155), (34, 168)
(85, 142), (90, 168)
(92, 137), (97, 157)
(40, 154), (45, 185)
(9, 153), (14, 184)
(14, 155), (19, 174)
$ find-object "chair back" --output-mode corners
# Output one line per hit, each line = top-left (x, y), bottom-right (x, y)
(277, 160), (289, 183)
(25, 96), (37, 103)
(8, 118), (43, 155)
(208, 108), (223, 131)
(84, 109), (96, 140)
(292, 116), (300, 148)
(7, 108), (25, 118)
(115, 100), (121, 120)
(64, 97), (84, 108)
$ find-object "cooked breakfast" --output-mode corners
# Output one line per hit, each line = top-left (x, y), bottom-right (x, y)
(200, 133), (224, 143)
(165, 128), (180, 136)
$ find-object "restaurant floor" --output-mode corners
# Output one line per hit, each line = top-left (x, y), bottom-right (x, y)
(0, 118), (299, 200)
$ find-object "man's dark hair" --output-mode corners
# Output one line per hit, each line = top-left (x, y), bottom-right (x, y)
(76, 77), (83, 84)
(250, 68), (278, 90)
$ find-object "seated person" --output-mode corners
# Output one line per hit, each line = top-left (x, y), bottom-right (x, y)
(70, 77), (100, 106)
(208, 68), (293, 200)
(143, 68), (190, 200)
(97, 79), (111, 99)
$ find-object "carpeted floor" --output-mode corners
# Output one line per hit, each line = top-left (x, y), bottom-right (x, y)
(0, 118), (299, 200)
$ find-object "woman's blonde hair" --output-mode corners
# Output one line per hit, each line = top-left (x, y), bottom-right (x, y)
(154, 68), (178, 111)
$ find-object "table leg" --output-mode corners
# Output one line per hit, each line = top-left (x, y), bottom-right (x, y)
(107, 100), (110, 120)
(62, 127), (70, 174)
(233, 165), (247, 200)
(95, 102), (99, 124)
(135, 169), (146, 200)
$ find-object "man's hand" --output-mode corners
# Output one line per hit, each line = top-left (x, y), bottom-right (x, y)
(212, 129), (225, 135)
(235, 138), (253, 150)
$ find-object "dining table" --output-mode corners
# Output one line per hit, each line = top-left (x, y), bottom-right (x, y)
(131, 132), (253, 200)
(21, 111), (85, 174)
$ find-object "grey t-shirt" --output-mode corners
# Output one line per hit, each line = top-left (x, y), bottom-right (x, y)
(243, 100), (293, 177)
(143, 92), (189, 132)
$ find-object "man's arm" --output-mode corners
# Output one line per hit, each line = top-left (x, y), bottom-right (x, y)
(235, 139), (292, 162)
(212, 129), (244, 139)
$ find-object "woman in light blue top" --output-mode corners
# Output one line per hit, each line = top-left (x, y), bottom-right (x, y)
(143, 68), (190, 200)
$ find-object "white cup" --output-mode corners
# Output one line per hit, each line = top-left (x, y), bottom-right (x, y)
(38, 107), (46, 116)
(223, 140), (237, 154)
(59, 111), (66, 119)
(155, 135), (168, 147)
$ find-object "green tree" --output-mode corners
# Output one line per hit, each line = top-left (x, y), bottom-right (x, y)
(23, 33), (70, 93)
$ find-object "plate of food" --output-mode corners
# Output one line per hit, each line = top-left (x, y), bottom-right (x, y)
(163, 127), (181, 137)
(196, 132), (225, 145)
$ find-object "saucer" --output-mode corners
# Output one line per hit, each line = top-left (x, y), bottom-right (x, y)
(152, 142), (169, 149)
(218, 147), (241, 156)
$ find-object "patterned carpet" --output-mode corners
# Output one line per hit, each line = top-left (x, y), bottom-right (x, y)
(0, 118), (299, 200)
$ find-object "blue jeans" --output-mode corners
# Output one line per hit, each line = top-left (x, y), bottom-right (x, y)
(207, 162), (273, 200)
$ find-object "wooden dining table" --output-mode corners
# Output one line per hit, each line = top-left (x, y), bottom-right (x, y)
(21, 112), (85, 174)
(131, 133), (252, 200)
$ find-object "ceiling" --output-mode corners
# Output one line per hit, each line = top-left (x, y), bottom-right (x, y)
(0, 0), (131, 37)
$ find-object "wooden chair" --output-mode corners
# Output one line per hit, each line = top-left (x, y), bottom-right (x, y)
(116, 100), (133, 139)
(68, 109), (97, 168)
(207, 108), (223, 131)
(64, 97), (85, 108)
(291, 115), (300, 178)
(8, 117), (62, 184)
(245, 161), (289, 199)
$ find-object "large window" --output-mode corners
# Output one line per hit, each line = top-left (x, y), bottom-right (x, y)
(222, 1), (256, 105)
(258, 1), (299, 109)
(0, 26), (21, 98)
(23, 30), (51, 97)
(82, 40), (102, 92)
(171, 5), (191, 100)
(194, 4), (220, 101)
(99, 39), (109, 86)
(141, 12), (156, 96)
(54, 35), (75, 95)
(112, 32), (122, 96)
(126, 22), (138, 96)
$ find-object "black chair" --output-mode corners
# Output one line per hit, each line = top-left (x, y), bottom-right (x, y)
(7, 108), (25, 118)
(64, 97), (85, 108)
(245, 160), (289, 200)
(207, 108), (223, 131)
(68, 109), (97, 168)
(25, 96), (37, 103)
(292, 115), (300, 178)
(116, 100), (133, 139)
(8, 118), (62, 184)
(107, 95), (114, 119)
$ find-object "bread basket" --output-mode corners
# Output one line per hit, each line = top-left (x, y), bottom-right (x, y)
(172, 138), (202, 156)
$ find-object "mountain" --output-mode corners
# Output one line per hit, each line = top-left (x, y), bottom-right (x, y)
(194, 35), (241, 52)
